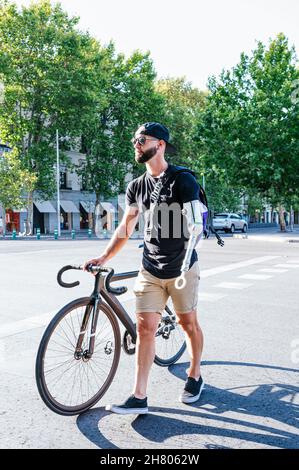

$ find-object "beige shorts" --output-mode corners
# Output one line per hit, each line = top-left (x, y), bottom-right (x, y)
(133, 261), (200, 315)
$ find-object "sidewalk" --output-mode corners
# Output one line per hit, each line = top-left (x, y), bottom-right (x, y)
(0, 231), (143, 241)
(1, 227), (299, 243)
(235, 226), (299, 243)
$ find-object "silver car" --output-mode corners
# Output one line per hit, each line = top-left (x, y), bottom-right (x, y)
(212, 213), (247, 233)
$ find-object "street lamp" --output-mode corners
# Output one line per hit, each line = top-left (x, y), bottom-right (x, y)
(56, 129), (61, 237)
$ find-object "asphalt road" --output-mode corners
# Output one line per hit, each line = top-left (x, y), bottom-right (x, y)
(0, 235), (298, 449)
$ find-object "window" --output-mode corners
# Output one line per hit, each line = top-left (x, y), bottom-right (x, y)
(60, 166), (71, 190)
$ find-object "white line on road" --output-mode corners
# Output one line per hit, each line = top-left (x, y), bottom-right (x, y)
(0, 250), (53, 256)
(200, 255), (279, 278)
(238, 274), (273, 280)
(214, 282), (253, 290)
(274, 264), (299, 269)
(258, 268), (288, 273)
(0, 311), (57, 339)
(198, 292), (228, 302)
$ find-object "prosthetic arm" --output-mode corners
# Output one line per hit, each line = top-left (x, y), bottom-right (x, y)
(175, 200), (206, 289)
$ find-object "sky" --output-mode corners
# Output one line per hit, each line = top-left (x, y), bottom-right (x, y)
(13, 0), (299, 90)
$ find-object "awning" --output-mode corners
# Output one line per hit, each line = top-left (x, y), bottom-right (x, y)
(60, 200), (80, 213)
(101, 202), (116, 213)
(34, 201), (56, 213)
(80, 201), (95, 213)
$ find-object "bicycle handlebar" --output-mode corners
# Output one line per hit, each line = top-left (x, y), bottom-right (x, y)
(57, 265), (128, 296)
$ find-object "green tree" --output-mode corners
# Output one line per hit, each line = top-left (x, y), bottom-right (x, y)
(0, 148), (36, 233)
(0, 0), (108, 233)
(155, 77), (240, 214)
(196, 34), (299, 230)
(155, 77), (207, 167)
(77, 47), (163, 230)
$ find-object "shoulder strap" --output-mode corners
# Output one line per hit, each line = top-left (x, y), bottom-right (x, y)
(150, 167), (196, 205)
(149, 166), (224, 247)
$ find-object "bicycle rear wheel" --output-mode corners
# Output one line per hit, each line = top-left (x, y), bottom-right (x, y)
(154, 305), (186, 367)
(35, 297), (121, 416)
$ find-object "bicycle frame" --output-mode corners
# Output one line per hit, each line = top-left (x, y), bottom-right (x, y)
(75, 270), (139, 358)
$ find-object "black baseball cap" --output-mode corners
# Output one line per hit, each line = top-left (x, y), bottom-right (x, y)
(137, 122), (177, 154)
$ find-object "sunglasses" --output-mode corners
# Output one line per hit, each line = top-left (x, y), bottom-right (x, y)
(131, 136), (158, 146)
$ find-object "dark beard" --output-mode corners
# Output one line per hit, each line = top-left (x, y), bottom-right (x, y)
(135, 146), (158, 164)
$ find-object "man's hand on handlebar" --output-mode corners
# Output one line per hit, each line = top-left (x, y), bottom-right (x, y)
(83, 255), (108, 275)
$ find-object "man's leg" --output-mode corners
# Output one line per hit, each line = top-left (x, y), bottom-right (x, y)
(176, 309), (204, 379)
(133, 312), (161, 399)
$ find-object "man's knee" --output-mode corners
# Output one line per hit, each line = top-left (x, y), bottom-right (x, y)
(177, 311), (200, 334)
(136, 313), (160, 337)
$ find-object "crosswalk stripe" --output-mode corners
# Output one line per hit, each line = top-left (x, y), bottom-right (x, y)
(201, 255), (279, 278)
(214, 282), (252, 290)
(274, 264), (299, 269)
(198, 292), (228, 302)
(238, 274), (272, 280)
(258, 268), (287, 273)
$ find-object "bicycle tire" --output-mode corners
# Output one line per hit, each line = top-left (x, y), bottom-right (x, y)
(35, 297), (121, 416)
(154, 305), (186, 367)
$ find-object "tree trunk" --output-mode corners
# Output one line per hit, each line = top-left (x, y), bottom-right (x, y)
(0, 206), (5, 236)
(88, 212), (93, 230)
(26, 191), (34, 235)
(278, 205), (286, 232)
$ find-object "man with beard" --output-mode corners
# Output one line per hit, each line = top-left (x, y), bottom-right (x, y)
(84, 122), (205, 414)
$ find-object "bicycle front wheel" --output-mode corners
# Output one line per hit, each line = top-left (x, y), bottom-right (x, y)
(154, 305), (186, 367)
(35, 297), (121, 416)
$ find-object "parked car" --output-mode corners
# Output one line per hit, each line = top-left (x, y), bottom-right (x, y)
(212, 213), (247, 233)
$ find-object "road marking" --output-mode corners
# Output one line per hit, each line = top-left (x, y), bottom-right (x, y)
(238, 274), (273, 280)
(198, 292), (228, 302)
(215, 282), (252, 290)
(274, 264), (299, 269)
(0, 311), (56, 339)
(201, 256), (279, 278)
(258, 268), (288, 273)
(0, 250), (53, 256)
(0, 255), (281, 339)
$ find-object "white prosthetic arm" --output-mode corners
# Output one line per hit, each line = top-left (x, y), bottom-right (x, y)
(175, 200), (204, 289)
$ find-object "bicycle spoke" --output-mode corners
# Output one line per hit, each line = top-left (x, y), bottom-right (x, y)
(39, 302), (120, 410)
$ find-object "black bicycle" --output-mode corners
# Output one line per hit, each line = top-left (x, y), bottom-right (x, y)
(35, 265), (186, 416)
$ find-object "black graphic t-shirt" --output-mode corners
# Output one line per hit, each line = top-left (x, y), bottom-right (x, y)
(125, 164), (200, 279)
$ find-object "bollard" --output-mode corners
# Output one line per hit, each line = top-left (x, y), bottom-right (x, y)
(71, 229), (76, 240)
(54, 228), (58, 240)
(12, 229), (17, 240)
(88, 228), (92, 239)
(36, 228), (41, 240)
(103, 229), (107, 239)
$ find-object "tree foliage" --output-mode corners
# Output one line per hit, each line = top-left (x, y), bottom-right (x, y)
(0, 0), (108, 231)
(196, 34), (299, 226)
(77, 47), (163, 205)
(155, 77), (207, 167)
(0, 147), (36, 209)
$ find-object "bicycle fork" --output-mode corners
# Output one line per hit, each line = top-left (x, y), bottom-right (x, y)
(73, 299), (98, 360)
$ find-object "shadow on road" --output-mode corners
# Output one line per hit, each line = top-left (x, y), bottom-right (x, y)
(76, 360), (299, 449)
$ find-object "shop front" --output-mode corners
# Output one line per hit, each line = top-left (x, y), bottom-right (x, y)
(33, 201), (56, 234)
(5, 209), (20, 233)
(80, 201), (95, 229)
(60, 200), (80, 231)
